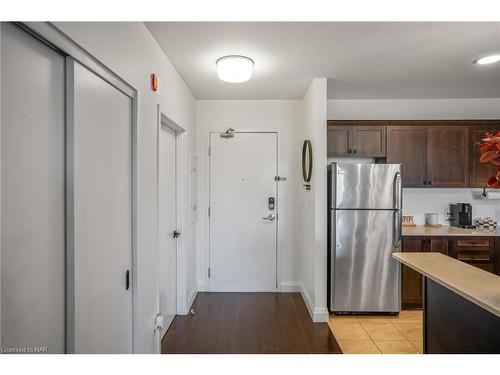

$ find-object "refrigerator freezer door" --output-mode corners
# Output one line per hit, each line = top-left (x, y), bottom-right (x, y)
(331, 209), (401, 313)
(333, 163), (402, 210)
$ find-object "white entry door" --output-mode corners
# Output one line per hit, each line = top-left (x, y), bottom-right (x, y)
(209, 132), (278, 292)
(158, 121), (178, 339)
(69, 60), (133, 353)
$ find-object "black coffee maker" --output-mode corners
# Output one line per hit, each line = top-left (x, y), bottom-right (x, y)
(448, 203), (474, 229)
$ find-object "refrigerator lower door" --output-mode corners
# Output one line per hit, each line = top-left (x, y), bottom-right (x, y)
(331, 209), (401, 313)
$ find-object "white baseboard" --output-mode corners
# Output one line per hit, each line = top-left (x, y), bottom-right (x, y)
(279, 281), (301, 292)
(298, 282), (329, 323)
(187, 288), (198, 311)
(197, 280), (207, 292)
(313, 307), (330, 322)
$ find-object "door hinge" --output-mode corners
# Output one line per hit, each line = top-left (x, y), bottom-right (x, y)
(208, 206), (211, 217)
(208, 146), (211, 156)
(275, 176), (287, 182)
(208, 267), (211, 278)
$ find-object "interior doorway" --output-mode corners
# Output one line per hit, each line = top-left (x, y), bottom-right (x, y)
(208, 131), (278, 292)
(157, 109), (185, 343)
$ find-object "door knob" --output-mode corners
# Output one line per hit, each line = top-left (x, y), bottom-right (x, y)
(262, 214), (276, 221)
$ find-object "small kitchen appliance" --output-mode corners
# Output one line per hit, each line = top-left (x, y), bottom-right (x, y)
(448, 203), (474, 229)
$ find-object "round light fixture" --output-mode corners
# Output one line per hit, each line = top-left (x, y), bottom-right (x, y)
(216, 55), (254, 83)
(474, 54), (500, 65)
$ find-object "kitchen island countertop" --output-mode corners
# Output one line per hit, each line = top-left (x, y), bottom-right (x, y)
(402, 225), (500, 237)
(393, 252), (500, 318)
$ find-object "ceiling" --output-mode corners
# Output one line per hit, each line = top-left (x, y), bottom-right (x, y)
(145, 22), (500, 100)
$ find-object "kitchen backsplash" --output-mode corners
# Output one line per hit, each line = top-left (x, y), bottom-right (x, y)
(403, 188), (500, 225)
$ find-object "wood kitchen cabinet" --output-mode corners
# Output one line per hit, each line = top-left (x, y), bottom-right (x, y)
(401, 236), (449, 308)
(401, 237), (425, 308)
(427, 126), (469, 188)
(449, 237), (496, 274)
(401, 235), (498, 309)
(429, 237), (449, 255)
(469, 125), (500, 188)
(327, 126), (351, 156)
(387, 125), (468, 188)
(329, 120), (500, 188)
(387, 126), (427, 187)
(327, 122), (386, 157)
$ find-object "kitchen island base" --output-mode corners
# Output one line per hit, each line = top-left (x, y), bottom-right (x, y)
(424, 277), (500, 354)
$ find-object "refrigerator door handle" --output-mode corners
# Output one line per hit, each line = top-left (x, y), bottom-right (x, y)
(392, 210), (402, 249)
(393, 171), (402, 210)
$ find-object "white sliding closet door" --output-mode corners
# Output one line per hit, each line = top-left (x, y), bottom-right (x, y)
(1, 23), (66, 353)
(68, 61), (133, 353)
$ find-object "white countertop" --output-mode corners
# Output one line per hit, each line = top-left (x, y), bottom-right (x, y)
(393, 252), (500, 318)
(402, 225), (500, 237)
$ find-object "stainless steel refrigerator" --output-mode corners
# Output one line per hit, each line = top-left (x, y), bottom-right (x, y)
(328, 162), (402, 314)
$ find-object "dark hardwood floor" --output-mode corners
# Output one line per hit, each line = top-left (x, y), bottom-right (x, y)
(161, 292), (342, 354)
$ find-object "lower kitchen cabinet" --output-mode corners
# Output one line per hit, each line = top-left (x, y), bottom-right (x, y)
(401, 237), (425, 308)
(401, 235), (498, 309)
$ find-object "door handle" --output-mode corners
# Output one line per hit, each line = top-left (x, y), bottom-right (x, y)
(392, 210), (402, 249)
(262, 214), (276, 221)
(393, 171), (401, 210)
(125, 270), (130, 290)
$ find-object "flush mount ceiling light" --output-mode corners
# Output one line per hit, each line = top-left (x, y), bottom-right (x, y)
(216, 55), (254, 83)
(474, 54), (500, 65)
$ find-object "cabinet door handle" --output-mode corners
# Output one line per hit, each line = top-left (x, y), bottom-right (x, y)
(353, 149), (357, 154)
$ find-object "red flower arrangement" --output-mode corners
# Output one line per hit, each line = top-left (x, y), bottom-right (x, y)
(476, 131), (500, 188)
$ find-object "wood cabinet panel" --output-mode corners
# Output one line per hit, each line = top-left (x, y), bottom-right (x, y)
(387, 126), (427, 187)
(450, 237), (495, 272)
(352, 126), (386, 157)
(469, 127), (500, 188)
(429, 238), (449, 255)
(427, 126), (468, 188)
(401, 237), (425, 308)
(327, 126), (351, 157)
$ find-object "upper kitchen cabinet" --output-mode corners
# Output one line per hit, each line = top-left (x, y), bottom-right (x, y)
(353, 126), (386, 157)
(427, 126), (468, 188)
(387, 126), (427, 187)
(327, 125), (351, 156)
(327, 121), (386, 157)
(469, 125), (500, 188)
(329, 120), (500, 188)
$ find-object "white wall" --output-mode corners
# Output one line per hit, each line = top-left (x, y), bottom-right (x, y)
(404, 188), (500, 225)
(196, 85), (329, 323)
(328, 98), (500, 120)
(196, 100), (302, 292)
(294, 79), (329, 322)
(53, 22), (197, 354)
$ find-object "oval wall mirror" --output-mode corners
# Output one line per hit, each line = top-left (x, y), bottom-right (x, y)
(302, 140), (312, 185)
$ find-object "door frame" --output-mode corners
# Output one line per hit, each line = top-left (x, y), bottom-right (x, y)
(156, 106), (185, 350)
(11, 22), (139, 353)
(207, 130), (279, 292)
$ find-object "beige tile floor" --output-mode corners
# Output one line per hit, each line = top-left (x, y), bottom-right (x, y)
(328, 310), (423, 354)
